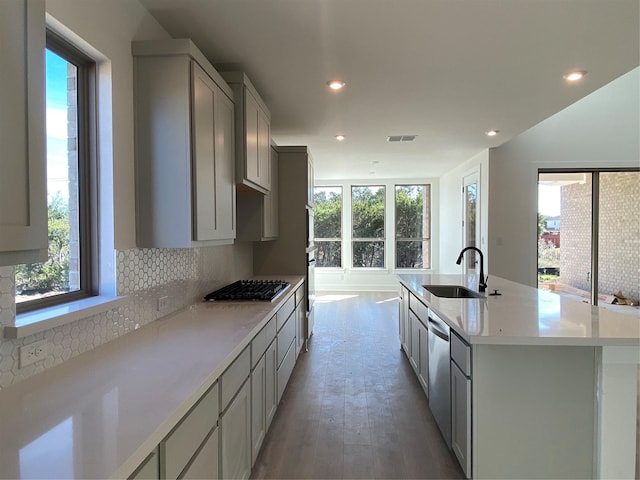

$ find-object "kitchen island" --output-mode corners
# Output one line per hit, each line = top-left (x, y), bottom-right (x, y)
(0, 276), (304, 479)
(398, 273), (639, 480)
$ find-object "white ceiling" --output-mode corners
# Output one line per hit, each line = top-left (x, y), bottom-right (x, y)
(138, 0), (639, 180)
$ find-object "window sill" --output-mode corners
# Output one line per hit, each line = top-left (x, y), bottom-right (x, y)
(5, 295), (128, 339)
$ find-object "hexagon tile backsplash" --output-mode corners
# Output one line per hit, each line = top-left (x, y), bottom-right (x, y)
(0, 244), (253, 390)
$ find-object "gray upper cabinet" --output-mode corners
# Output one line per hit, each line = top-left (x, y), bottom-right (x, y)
(236, 145), (278, 241)
(133, 40), (236, 248)
(221, 72), (271, 194)
(0, 0), (47, 266)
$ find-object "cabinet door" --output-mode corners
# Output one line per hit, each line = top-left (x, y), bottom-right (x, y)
(262, 148), (278, 239)
(129, 448), (159, 480)
(451, 363), (471, 478)
(295, 300), (305, 356)
(418, 320), (429, 396)
(264, 340), (278, 429)
(251, 355), (266, 464)
(192, 63), (235, 242)
(244, 90), (260, 186)
(180, 428), (219, 480)
(409, 311), (420, 373)
(400, 287), (410, 354)
(257, 107), (271, 191)
(220, 380), (251, 480)
(0, 0), (47, 265)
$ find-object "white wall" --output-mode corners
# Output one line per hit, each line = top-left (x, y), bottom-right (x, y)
(315, 178), (439, 291)
(438, 150), (489, 274)
(487, 68), (640, 286)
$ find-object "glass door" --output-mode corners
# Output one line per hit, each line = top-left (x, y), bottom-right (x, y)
(462, 171), (480, 275)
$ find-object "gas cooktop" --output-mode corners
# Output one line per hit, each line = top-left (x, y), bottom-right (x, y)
(204, 280), (290, 302)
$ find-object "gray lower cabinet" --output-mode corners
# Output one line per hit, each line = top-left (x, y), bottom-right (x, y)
(220, 380), (251, 480)
(295, 298), (305, 357)
(264, 341), (278, 429)
(409, 311), (420, 373)
(399, 286), (410, 354)
(450, 331), (471, 478)
(417, 319), (429, 396)
(250, 354), (266, 463)
(180, 428), (219, 479)
(129, 448), (159, 480)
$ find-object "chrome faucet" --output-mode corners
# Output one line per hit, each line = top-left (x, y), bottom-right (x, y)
(456, 247), (487, 292)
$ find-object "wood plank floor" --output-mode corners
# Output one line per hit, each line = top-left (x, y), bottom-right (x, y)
(251, 291), (465, 479)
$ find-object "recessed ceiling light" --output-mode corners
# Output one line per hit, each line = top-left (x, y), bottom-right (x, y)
(485, 129), (500, 137)
(327, 80), (346, 90)
(563, 70), (587, 82)
(335, 134), (345, 141)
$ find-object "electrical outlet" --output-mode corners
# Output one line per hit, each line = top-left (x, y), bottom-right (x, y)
(157, 296), (169, 311)
(19, 339), (48, 368)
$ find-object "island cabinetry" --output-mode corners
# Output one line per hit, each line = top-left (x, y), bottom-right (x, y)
(159, 382), (219, 480)
(408, 294), (429, 396)
(0, 0), (47, 266)
(133, 39), (236, 248)
(276, 304), (297, 403)
(450, 331), (471, 479)
(399, 285), (410, 355)
(236, 145), (279, 241)
(221, 72), (271, 194)
(220, 347), (251, 480)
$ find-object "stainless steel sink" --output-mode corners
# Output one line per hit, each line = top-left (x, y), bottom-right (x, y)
(423, 285), (484, 298)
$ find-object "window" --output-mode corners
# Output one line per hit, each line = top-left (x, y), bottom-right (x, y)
(352, 185), (385, 268)
(15, 32), (95, 312)
(537, 169), (639, 313)
(314, 187), (342, 267)
(395, 185), (431, 268)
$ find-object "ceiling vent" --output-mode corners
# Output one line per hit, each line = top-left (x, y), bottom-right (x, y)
(387, 135), (417, 142)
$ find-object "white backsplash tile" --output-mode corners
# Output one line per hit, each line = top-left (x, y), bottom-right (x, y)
(0, 243), (252, 390)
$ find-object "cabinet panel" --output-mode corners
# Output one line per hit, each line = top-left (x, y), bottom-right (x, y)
(129, 448), (159, 480)
(251, 355), (266, 464)
(264, 341), (277, 429)
(180, 428), (219, 480)
(276, 295), (295, 331)
(244, 90), (260, 186)
(257, 107), (271, 191)
(295, 300), (305, 356)
(277, 314), (296, 367)
(220, 380), (251, 480)
(162, 383), (219, 480)
(0, 0), (47, 265)
(399, 286), (410, 355)
(220, 347), (250, 411)
(451, 362), (471, 478)
(418, 320), (429, 396)
(409, 311), (420, 373)
(277, 340), (296, 403)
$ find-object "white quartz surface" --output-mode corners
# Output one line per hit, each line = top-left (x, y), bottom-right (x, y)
(0, 276), (303, 480)
(399, 273), (640, 346)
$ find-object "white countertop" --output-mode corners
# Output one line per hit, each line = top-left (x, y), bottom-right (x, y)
(399, 273), (640, 347)
(0, 276), (303, 480)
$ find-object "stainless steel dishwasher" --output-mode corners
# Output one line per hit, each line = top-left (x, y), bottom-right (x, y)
(428, 309), (451, 447)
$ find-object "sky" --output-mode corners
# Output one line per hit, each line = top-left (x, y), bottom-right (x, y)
(46, 49), (71, 201)
(538, 184), (561, 216)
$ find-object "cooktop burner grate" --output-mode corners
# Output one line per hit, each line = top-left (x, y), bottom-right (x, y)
(204, 280), (290, 302)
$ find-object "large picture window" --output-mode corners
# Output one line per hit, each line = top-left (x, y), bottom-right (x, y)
(314, 187), (342, 267)
(395, 185), (431, 268)
(352, 185), (385, 268)
(15, 32), (95, 312)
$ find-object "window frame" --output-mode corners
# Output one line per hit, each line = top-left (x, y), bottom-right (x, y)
(351, 184), (386, 269)
(313, 186), (343, 268)
(16, 30), (96, 314)
(394, 184), (432, 269)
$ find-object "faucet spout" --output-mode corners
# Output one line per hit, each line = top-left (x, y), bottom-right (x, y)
(456, 247), (487, 292)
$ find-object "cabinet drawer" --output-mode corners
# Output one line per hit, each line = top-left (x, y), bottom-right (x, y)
(129, 448), (158, 480)
(161, 382), (219, 480)
(180, 427), (219, 480)
(251, 315), (276, 368)
(276, 295), (295, 331)
(294, 285), (304, 306)
(409, 294), (429, 326)
(277, 340), (296, 403)
(220, 347), (250, 411)
(277, 315), (296, 367)
(451, 330), (471, 377)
